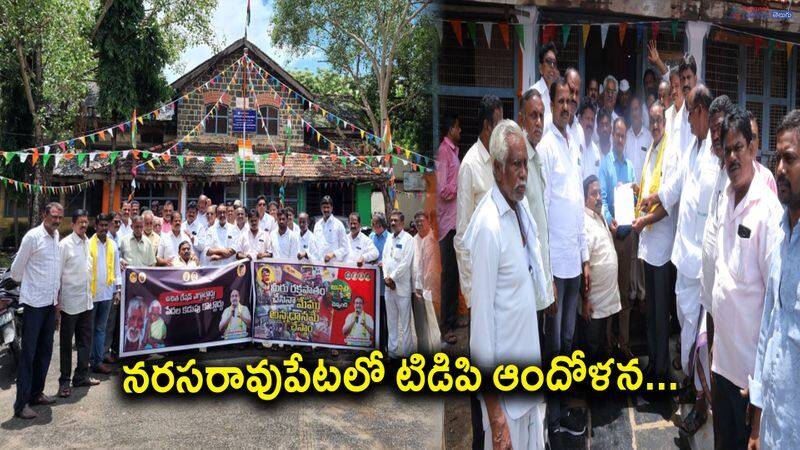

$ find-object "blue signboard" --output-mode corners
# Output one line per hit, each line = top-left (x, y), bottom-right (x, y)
(232, 109), (257, 133)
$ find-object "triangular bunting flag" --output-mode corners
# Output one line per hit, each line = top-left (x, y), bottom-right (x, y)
(755, 36), (763, 57)
(42, 154), (52, 167)
(561, 24), (570, 47)
(18, 153), (28, 163)
(450, 20), (463, 46)
(513, 24), (525, 50)
(54, 154), (63, 167)
(466, 22), (477, 45)
(582, 24), (590, 48)
(652, 22), (660, 38)
(77, 153), (87, 165)
(481, 22), (492, 47)
(147, 160), (155, 169)
(109, 152), (118, 164)
(636, 23), (644, 43)
(142, 151), (150, 159)
(600, 24), (609, 48)
(671, 21), (678, 40)
(768, 39), (775, 58)
(89, 152), (97, 162)
(788, 42), (795, 58)
(498, 23), (510, 49)
(31, 148), (39, 166)
(79, 136), (86, 146)
(618, 22), (627, 45)
(107, 127), (114, 137)
(4, 152), (14, 164)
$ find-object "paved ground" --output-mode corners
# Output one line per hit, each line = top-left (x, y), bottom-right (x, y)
(0, 342), (443, 449)
(444, 309), (713, 450)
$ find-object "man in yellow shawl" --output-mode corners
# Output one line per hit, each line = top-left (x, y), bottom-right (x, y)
(88, 213), (121, 375)
(632, 101), (678, 383)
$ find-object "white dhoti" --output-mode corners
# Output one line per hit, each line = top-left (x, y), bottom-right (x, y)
(480, 397), (545, 450)
(412, 291), (441, 355)
(386, 290), (416, 358)
(675, 273), (708, 391)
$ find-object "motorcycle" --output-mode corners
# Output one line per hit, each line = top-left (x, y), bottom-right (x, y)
(0, 267), (22, 364)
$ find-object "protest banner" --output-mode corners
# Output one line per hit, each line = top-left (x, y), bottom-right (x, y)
(120, 262), (252, 356)
(252, 260), (380, 350)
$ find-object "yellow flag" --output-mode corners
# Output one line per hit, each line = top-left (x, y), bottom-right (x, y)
(788, 42), (795, 57)
(582, 24), (590, 47)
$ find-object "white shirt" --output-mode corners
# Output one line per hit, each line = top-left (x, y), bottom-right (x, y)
(584, 207), (622, 319)
(118, 219), (132, 239)
(671, 102), (693, 164)
(532, 77), (552, 128)
(581, 137), (602, 182)
(454, 139), (494, 306)
(313, 216), (349, 262)
(195, 213), (209, 230)
(271, 228), (300, 259)
(58, 232), (92, 314)
(711, 172), (784, 389)
(236, 228), (272, 259)
(568, 118), (586, 158)
(700, 169), (729, 312)
(181, 218), (204, 244)
(346, 232), (379, 264)
(10, 224), (61, 308)
(231, 223), (247, 244)
(638, 135), (679, 267)
(203, 222), (239, 265)
(91, 236), (121, 302)
(158, 230), (188, 263)
(624, 126), (653, 183)
(298, 229), (321, 263)
(538, 121), (589, 278)
(383, 230), (415, 298)
(259, 214), (277, 235)
(465, 185), (546, 420)
(658, 132), (720, 279)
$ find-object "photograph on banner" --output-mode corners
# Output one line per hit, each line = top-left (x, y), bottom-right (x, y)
(120, 262), (252, 356)
(252, 260), (379, 350)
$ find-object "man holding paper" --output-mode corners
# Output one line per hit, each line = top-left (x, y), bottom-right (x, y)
(598, 117), (638, 360)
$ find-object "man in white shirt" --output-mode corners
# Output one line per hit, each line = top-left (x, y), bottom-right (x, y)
(518, 88), (557, 340)
(578, 98), (601, 181)
(236, 209), (272, 260)
(313, 195), (349, 263)
(530, 41), (559, 129)
(710, 109), (783, 448)
(382, 210), (415, 359)
(12, 202), (63, 419)
(297, 212), (321, 263)
(465, 120), (547, 450)
(141, 210), (161, 249)
(596, 108), (613, 158)
(286, 207), (299, 236)
(346, 212), (378, 266)
(157, 211), (191, 266)
(641, 83), (718, 434)
(625, 96), (653, 306)
(582, 175), (621, 360)
(57, 209), (97, 398)
(87, 213), (121, 376)
(231, 206), (247, 243)
(256, 194), (277, 234)
(538, 77), (591, 436)
(454, 95), (504, 307)
(632, 101), (678, 382)
(202, 205), (238, 266)
(594, 75), (620, 144)
(411, 211), (441, 356)
(118, 201), (132, 238)
(271, 208), (300, 259)
(181, 201), (204, 254)
(195, 195), (210, 230)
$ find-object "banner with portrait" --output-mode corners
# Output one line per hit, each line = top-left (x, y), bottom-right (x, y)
(252, 260), (380, 350)
(120, 262), (253, 356)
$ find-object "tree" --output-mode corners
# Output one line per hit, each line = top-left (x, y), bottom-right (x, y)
(0, 0), (96, 222)
(272, 0), (432, 145)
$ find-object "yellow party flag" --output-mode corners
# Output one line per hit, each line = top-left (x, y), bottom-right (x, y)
(582, 24), (590, 47)
(788, 42), (794, 57)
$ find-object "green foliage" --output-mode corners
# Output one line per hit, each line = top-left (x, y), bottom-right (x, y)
(94, 0), (172, 120)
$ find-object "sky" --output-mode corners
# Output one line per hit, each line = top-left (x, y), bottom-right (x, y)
(165, 0), (326, 83)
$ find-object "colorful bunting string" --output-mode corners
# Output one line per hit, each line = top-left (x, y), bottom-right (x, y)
(0, 176), (95, 195)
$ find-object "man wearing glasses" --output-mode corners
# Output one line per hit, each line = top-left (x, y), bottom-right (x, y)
(530, 41), (559, 129)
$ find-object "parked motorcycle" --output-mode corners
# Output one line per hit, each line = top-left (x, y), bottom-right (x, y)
(0, 267), (22, 364)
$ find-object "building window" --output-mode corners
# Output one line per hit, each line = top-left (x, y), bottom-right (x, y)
(257, 106), (279, 135)
(204, 104), (228, 134)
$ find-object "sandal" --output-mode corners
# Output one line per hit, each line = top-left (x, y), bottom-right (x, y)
(57, 386), (71, 398)
(679, 406), (707, 435)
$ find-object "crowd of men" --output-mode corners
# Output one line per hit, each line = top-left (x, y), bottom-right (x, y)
(11, 193), (443, 420)
(436, 39), (800, 449)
